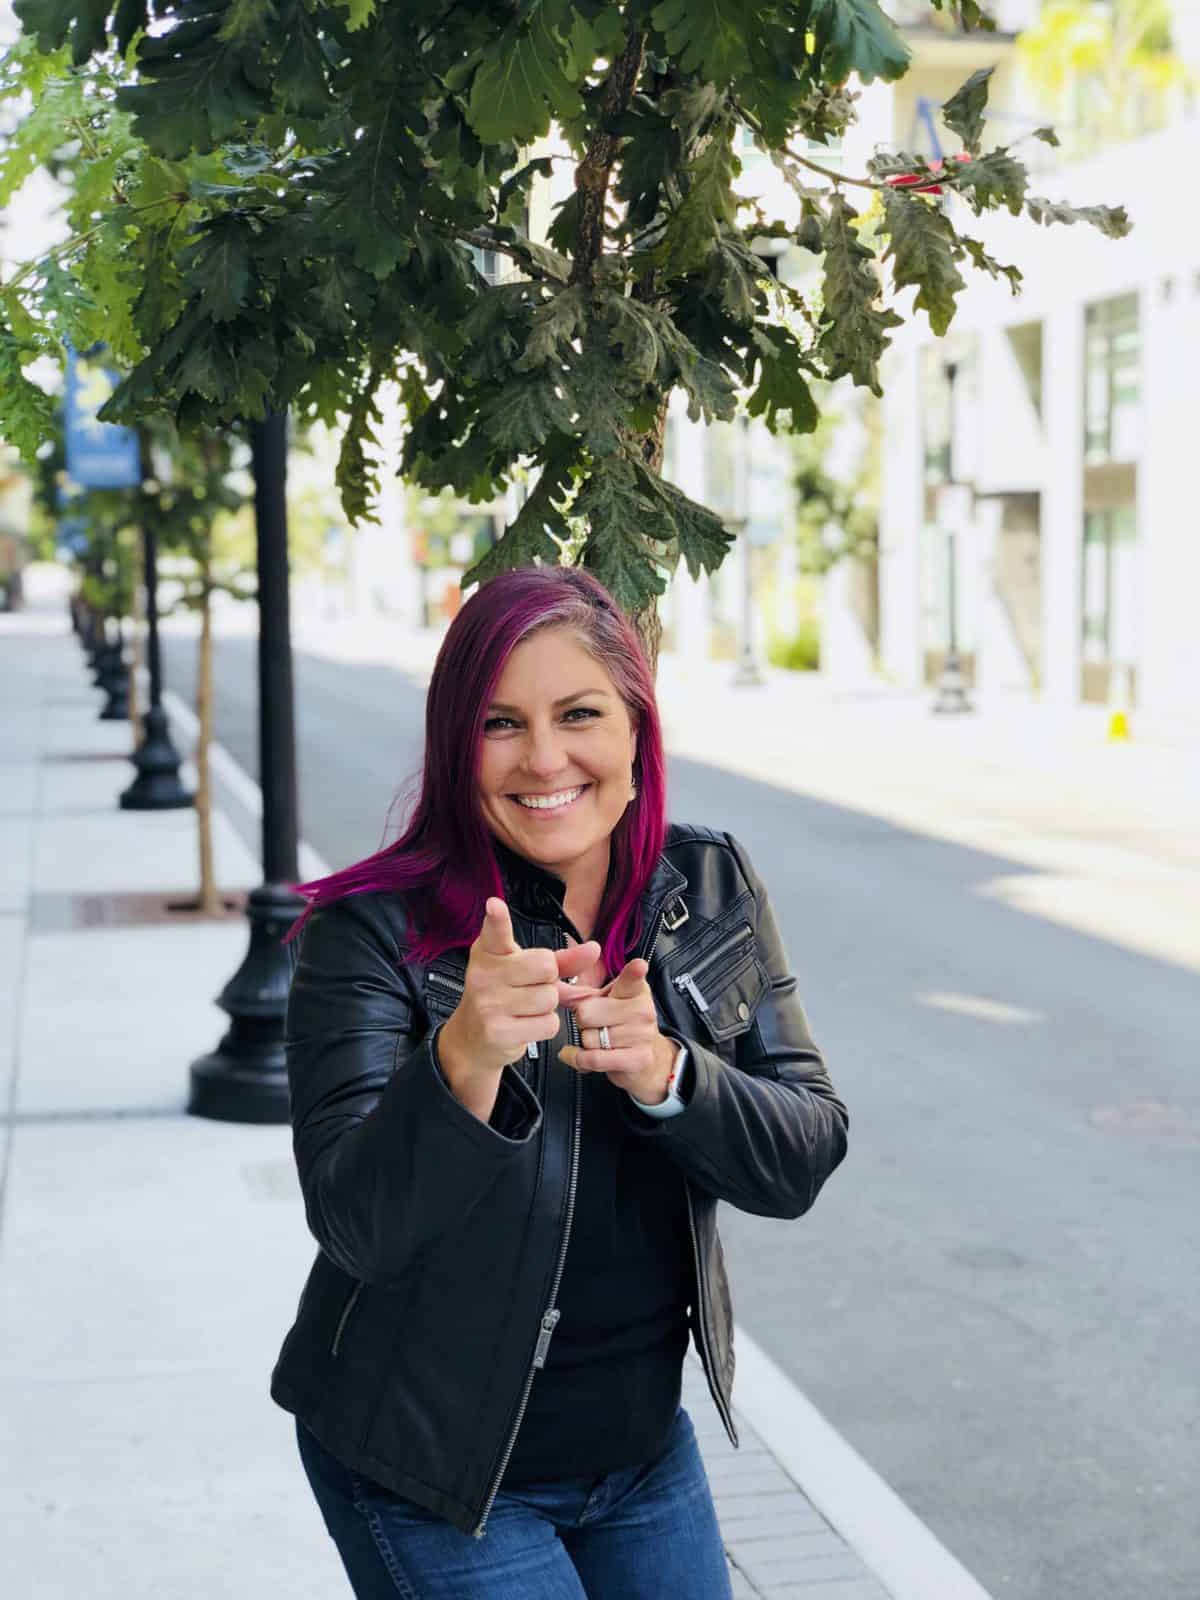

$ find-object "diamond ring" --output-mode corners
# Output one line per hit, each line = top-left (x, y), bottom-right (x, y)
(598, 1025), (611, 1051)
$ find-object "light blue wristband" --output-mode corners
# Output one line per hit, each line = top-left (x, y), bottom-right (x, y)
(629, 1043), (691, 1119)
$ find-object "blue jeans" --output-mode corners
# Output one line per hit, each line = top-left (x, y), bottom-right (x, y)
(297, 1407), (734, 1600)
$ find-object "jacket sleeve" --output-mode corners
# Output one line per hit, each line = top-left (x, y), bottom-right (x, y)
(620, 833), (848, 1219)
(285, 896), (542, 1284)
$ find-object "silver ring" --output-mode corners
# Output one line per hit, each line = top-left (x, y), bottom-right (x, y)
(598, 1025), (611, 1051)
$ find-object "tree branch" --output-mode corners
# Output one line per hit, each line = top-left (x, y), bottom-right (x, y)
(570, 30), (647, 286)
(439, 225), (565, 283)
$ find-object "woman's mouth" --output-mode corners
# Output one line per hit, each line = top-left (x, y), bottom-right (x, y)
(510, 784), (589, 815)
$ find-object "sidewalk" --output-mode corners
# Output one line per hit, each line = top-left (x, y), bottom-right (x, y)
(1, 609), (938, 1599)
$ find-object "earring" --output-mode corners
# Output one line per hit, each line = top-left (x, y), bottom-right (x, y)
(629, 781), (638, 800)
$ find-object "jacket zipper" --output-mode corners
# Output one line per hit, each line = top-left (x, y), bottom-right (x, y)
(330, 1282), (363, 1359)
(684, 1186), (738, 1447)
(671, 922), (753, 1013)
(473, 946), (583, 1538)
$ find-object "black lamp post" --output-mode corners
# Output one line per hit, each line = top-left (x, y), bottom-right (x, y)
(188, 411), (304, 1124)
(97, 625), (130, 720)
(121, 476), (192, 808)
(932, 359), (973, 715)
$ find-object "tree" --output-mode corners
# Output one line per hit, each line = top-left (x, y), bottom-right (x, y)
(1017, 0), (1193, 161)
(145, 427), (252, 913)
(2, 2), (1131, 664)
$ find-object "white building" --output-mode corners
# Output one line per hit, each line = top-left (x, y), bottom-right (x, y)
(874, 4), (1200, 732)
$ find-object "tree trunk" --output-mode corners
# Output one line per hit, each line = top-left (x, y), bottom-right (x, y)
(196, 555), (221, 917)
(129, 530), (144, 746)
(629, 403), (669, 675)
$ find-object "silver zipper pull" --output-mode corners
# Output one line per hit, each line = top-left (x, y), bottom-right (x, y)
(674, 972), (709, 1013)
(526, 1040), (538, 1060)
(533, 1308), (561, 1368)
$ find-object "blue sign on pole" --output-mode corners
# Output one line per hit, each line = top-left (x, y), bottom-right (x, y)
(57, 515), (90, 559)
(63, 347), (142, 490)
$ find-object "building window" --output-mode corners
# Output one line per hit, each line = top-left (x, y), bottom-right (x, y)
(1005, 321), (1043, 419)
(1082, 505), (1138, 665)
(1084, 293), (1139, 465)
(1081, 504), (1139, 701)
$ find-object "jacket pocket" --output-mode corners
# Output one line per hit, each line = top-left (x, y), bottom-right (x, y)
(331, 1281), (364, 1358)
(668, 920), (769, 1046)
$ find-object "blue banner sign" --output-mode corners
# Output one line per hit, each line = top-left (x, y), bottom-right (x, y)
(63, 347), (141, 490)
(57, 515), (90, 559)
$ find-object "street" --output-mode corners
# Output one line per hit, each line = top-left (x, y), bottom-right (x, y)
(162, 628), (1200, 1600)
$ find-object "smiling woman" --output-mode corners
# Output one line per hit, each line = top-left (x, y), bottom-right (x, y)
(478, 630), (640, 944)
(272, 566), (848, 1600)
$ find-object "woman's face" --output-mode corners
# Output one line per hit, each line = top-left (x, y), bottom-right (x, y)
(476, 628), (638, 885)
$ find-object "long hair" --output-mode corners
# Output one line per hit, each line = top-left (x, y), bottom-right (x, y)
(287, 567), (668, 976)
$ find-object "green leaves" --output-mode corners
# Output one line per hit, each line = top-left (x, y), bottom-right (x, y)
(954, 149), (1027, 216)
(747, 326), (819, 433)
(880, 188), (966, 337)
(941, 67), (992, 156)
(117, 2), (271, 157)
(463, 448), (576, 590)
(0, 321), (57, 464)
(0, 0), (1134, 632)
(12, 0), (118, 65)
(1025, 197), (1132, 239)
(956, 235), (1022, 296)
(655, 122), (739, 277)
(651, 0), (752, 84)
(808, 0), (910, 87)
(817, 192), (903, 395)
(467, 2), (586, 146)
(275, 4), (333, 119)
(516, 285), (587, 373)
(646, 472), (734, 581)
(183, 214), (257, 324)
(336, 370), (384, 526)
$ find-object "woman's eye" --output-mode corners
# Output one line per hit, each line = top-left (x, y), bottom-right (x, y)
(483, 708), (600, 733)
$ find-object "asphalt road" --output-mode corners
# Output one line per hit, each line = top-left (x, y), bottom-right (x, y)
(163, 632), (1200, 1600)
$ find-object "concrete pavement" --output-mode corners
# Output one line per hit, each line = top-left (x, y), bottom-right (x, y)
(2, 609), (943, 1599)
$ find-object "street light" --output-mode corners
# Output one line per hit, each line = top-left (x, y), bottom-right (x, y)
(120, 462), (192, 808)
(730, 414), (765, 687)
(931, 359), (973, 715)
(730, 236), (790, 688)
(188, 412), (304, 1123)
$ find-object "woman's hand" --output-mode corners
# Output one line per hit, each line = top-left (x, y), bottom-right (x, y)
(437, 899), (600, 1121)
(558, 959), (678, 1106)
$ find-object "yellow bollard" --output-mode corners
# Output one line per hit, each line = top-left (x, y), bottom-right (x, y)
(1107, 663), (1132, 742)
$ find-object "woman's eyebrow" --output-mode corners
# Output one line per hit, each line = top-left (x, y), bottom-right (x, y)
(486, 689), (612, 713)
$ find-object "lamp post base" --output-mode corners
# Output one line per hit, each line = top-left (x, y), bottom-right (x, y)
(99, 661), (130, 721)
(187, 882), (305, 1124)
(120, 705), (193, 810)
(732, 649), (765, 687)
(932, 652), (973, 715)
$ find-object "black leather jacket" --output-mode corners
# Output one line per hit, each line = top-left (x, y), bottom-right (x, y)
(271, 823), (848, 1537)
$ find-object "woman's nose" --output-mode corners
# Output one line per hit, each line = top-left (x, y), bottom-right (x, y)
(521, 724), (569, 777)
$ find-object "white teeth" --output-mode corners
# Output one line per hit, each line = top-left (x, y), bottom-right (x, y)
(515, 786), (584, 811)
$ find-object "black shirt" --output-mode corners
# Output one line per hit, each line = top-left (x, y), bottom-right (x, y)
(500, 1040), (693, 1487)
